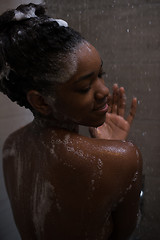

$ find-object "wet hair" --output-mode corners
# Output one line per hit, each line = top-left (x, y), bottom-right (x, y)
(0, 3), (84, 111)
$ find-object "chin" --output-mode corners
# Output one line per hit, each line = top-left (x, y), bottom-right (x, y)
(93, 116), (106, 127)
(93, 121), (104, 128)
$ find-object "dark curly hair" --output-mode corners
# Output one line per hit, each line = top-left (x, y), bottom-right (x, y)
(0, 3), (84, 111)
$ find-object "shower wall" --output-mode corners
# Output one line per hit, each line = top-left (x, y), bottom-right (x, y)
(44, 0), (160, 239)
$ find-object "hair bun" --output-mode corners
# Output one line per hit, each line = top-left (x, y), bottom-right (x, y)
(0, 3), (45, 32)
(0, 3), (68, 32)
(13, 3), (45, 21)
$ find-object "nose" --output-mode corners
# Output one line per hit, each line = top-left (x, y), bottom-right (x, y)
(94, 79), (109, 101)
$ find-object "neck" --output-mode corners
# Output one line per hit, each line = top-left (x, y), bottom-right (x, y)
(33, 115), (79, 133)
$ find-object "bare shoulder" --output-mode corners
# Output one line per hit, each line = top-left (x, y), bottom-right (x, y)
(3, 123), (34, 180)
(87, 138), (142, 190)
(59, 133), (142, 200)
(3, 123), (32, 154)
(64, 133), (142, 171)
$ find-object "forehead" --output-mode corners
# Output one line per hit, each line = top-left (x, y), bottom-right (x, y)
(76, 42), (101, 72)
(64, 41), (101, 84)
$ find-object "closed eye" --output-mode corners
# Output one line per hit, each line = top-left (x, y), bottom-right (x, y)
(76, 86), (91, 94)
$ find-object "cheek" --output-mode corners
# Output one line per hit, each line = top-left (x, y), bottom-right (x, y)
(54, 86), (95, 117)
(63, 95), (93, 117)
(71, 94), (94, 111)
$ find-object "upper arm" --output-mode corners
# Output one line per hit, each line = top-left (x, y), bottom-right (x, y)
(109, 144), (143, 240)
(73, 137), (142, 239)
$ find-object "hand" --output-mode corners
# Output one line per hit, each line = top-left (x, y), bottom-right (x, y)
(89, 84), (137, 140)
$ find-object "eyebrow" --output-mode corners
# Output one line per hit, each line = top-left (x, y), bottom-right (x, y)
(77, 72), (95, 82)
(75, 59), (103, 84)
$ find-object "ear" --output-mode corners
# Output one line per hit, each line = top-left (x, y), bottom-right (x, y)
(27, 90), (52, 116)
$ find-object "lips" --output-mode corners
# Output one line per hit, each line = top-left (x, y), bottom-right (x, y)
(93, 103), (108, 112)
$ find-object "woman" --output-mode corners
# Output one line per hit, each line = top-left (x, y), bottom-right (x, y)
(0, 3), (142, 240)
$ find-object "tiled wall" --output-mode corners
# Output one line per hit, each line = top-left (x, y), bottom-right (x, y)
(0, 1), (42, 239)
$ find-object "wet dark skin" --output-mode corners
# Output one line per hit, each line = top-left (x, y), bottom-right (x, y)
(3, 42), (142, 240)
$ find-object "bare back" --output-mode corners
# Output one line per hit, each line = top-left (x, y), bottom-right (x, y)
(3, 122), (142, 240)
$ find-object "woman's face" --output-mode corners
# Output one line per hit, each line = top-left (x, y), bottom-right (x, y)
(50, 42), (109, 127)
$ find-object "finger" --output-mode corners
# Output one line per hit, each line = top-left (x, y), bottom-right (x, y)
(118, 87), (126, 117)
(112, 84), (119, 113)
(126, 97), (137, 125)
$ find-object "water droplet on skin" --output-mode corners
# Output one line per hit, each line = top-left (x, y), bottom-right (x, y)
(102, 145), (127, 154)
(78, 150), (84, 157)
(56, 139), (62, 144)
(64, 134), (70, 144)
(136, 150), (139, 163)
(126, 184), (132, 191)
(67, 146), (74, 152)
(97, 158), (103, 170)
(50, 148), (55, 154)
(132, 171), (138, 182)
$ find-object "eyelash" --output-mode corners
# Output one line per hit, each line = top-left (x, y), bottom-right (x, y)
(78, 87), (91, 94)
